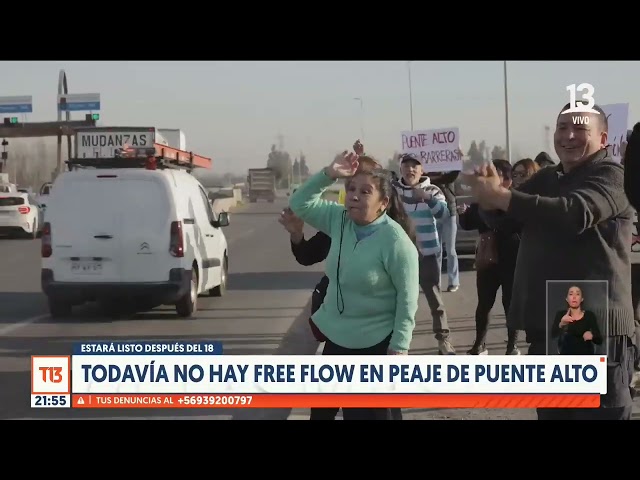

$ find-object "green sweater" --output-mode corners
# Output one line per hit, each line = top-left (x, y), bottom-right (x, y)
(289, 170), (419, 352)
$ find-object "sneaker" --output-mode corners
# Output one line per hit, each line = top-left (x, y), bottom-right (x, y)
(447, 285), (459, 292)
(506, 345), (521, 355)
(438, 339), (457, 355)
(467, 344), (489, 355)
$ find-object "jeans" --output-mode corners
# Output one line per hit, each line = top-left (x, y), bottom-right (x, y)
(419, 254), (449, 340)
(436, 214), (460, 288)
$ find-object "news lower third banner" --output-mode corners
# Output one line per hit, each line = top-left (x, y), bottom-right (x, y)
(31, 341), (608, 409)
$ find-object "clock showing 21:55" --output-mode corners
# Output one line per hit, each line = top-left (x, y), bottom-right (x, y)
(31, 394), (71, 408)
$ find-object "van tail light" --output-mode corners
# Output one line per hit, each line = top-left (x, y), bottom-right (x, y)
(42, 222), (52, 258)
(169, 221), (184, 257)
(18, 206), (30, 214)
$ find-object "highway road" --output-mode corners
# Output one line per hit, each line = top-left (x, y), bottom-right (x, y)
(0, 198), (324, 420)
(2, 197), (638, 420)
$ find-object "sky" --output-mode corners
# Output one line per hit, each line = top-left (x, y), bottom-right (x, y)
(0, 60), (637, 175)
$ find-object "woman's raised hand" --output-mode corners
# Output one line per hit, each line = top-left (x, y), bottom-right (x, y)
(353, 140), (364, 156)
(325, 150), (359, 180)
(559, 309), (574, 328)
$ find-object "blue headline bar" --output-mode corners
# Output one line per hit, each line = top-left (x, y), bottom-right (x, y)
(73, 341), (222, 355)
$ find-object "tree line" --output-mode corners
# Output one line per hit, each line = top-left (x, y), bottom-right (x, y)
(0, 139), (59, 190)
(266, 144), (310, 189)
(261, 139), (512, 189)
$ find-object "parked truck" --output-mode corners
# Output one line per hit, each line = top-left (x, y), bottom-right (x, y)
(247, 168), (276, 203)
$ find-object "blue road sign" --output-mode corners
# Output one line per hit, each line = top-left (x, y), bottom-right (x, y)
(58, 102), (101, 112)
(0, 96), (33, 114)
(0, 104), (32, 114)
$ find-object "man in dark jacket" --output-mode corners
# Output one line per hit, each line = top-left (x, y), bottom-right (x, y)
(466, 102), (636, 420)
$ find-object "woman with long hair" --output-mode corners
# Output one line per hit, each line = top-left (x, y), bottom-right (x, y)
(289, 143), (419, 421)
(511, 158), (540, 189)
(551, 285), (603, 355)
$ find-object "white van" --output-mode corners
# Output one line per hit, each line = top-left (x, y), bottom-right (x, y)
(41, 167), (230, 318)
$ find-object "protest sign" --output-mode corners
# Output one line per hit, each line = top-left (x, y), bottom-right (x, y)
(400, 127), (462, 172)
(600, 103), (629, 164)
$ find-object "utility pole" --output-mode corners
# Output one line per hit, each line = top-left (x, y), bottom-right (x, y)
(544, 125), (551, 152)
(503, 61), (511, 163)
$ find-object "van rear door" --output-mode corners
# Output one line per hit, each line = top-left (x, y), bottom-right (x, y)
(118, 178), (173, 282)
(48, 174), (172, 283)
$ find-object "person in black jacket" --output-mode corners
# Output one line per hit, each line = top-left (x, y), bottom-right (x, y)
(279, 207), (331, 319)
(621, 126), (640, 382)
(534, 151), (555, 169)
(624, 123), (640, 211)
(279, 207), (338, 421)
(458, 159), (522, 355)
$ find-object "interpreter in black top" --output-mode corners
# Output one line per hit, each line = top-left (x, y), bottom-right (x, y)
(551, 286), (603, 355)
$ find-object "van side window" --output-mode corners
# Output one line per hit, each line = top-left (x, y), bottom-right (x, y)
(197, 187), (217, 225)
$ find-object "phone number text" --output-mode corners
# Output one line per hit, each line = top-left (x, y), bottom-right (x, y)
(178, 395), (253, 406)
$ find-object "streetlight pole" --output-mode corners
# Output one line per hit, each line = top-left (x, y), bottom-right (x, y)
(354, 97), (364, 141)
(503, 60), (511, 163)
(408, 61), (414, 130)
(544, 125), (551, 153)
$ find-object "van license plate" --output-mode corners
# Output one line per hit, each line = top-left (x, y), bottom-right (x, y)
(71, 261), (102, 274)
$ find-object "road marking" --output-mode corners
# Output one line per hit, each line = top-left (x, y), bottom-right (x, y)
(0, 314), (49, 336)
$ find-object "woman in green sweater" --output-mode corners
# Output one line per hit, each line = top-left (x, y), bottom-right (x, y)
(289, 148), (420, 421)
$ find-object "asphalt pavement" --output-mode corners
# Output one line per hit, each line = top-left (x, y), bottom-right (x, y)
(2, 197), (638, 420)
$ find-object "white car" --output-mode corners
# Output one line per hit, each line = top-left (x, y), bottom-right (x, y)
(0, 192), (43, 238)
(41, 166), (230, 318)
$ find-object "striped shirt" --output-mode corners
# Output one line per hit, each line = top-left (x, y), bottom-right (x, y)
(395, 177), (449, 257)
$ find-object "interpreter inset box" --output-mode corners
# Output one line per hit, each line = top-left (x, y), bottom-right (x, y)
(546, 280), (608, 356)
